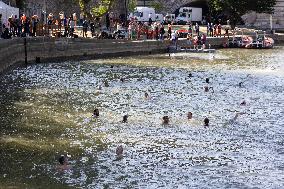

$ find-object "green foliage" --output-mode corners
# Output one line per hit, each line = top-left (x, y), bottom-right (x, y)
(79, 0), (114, 17)
(150, 1), (163, 12)
(15, 0), (25, 9)
(91, 0), (113, 17)
(128, 0), (137, 12)
(78, 0), (92, 14)
(209, 0), (276, 26)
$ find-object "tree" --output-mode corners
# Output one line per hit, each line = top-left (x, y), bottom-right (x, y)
(78, 0), (115, 18)
(150, 1), (164, 12)
(128, 0), (137, 13)
(209, 0), (276, 28)
(15, 0), (25, 9)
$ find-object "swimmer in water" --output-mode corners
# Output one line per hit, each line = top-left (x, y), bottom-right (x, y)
(204, 86), (209, 92)
(116, 145), (123, 159)
(93, 108), (99, 118)
(204, 86), (214, 93)
(206, 78), (210, 83)
(120, 78), (125, 82)
(240, 100), (246, 106)
(187, 112), (193, 120)
(144, 92), (150, 99)
(188, 73), (193, 78)
(57, 155), (70, 171)
(163, 116), (170, 125)
(204, 118), (209, 127)
(104, 81), (109, 87)
(122, 115), (128, 123)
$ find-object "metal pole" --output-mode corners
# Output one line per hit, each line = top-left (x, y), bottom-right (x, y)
(270, 14), (273, 34)
(24, 38), (27, 65)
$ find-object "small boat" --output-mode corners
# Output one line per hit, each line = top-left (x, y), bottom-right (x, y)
(245, 36), (274, 49)
(241, 36), (254, 48)
(180, 48), (216, 53)
(225, 34), (274, 49)
(168, 45), (216, 53)
(243, 31), (274, 49)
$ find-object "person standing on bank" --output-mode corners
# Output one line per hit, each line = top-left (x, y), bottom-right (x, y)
(82, 18), (88, 38)
(69, 17), (75, 37)
(148, 13), (153, 26)
(167, 23), (172, 39)
(106, 12), (110, 30)
(195, 23), (200, 36)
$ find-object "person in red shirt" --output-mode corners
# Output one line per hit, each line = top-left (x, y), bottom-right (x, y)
(217, 23), (222, 37)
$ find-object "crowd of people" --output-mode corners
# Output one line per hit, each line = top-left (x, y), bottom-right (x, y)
(0, 11), (230, 45)
(0, 13), (40, 39)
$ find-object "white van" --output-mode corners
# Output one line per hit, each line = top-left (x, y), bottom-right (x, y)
(176, 7), (202, 24)
(132, 7), (156, 22)
(155, 14), (164, 23)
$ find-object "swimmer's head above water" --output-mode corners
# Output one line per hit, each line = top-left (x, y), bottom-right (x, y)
(122, 115), (128, 123)
(206, 78), (210, 83)
(59, 155), (68, 165)
(145, 92), (149, 99)
(163, 116), (170, 125)
(116, 145), (123, 157)
(204, 86), (209, 92)
(93, 109), (99, 117)
(187, 112), (193, 120)
(204, 118), (209, 127)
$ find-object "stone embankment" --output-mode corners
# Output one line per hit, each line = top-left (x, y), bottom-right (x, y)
(1, 35), (283, 73)
(0, 38), (167, 73)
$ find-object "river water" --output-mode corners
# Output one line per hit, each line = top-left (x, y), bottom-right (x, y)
(0, 48), (284, 188)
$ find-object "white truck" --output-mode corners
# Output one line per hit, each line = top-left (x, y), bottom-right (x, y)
(164, 14), (176, 24)
(130, 7), (156, 22)
(176, 7), (202, 24)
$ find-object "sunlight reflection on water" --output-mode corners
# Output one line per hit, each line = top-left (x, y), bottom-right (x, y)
(0, 48), (284, 188)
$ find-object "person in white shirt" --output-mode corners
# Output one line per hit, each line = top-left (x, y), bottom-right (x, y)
(69, 17), (75, 37)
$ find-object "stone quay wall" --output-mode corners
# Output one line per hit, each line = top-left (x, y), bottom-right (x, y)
(0, 37), (225, 73)
(0, 36), (270, 73)
(0, 38), (169, 73)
